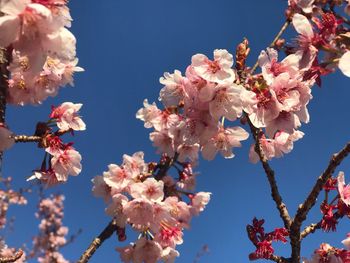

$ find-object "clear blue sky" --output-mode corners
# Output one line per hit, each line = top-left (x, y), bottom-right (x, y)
(3, 0), (350, 262)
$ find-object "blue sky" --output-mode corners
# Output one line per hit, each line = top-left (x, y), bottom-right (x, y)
(3, 0), (350, 262)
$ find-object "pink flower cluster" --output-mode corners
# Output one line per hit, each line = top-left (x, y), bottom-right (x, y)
(303, 242), (350, 263)
(137, 49), (253, 161)
(92, 152), (211, 263)
(27, 102), (85, 186)
(0, 0), (82, 105)
(247, 218), (289, 260)
(0, 123), (15, 152)
(30, 195), (69, 263)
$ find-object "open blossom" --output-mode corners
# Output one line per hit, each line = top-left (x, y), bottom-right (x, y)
(50, 102), (86, 131)
(292, 13), (317, 71)
(123, 198), (154, 229)
(159, 70), (187, 107)
(201, 126), (249, 160)
(130, 178), (164, 202)
(51, 148), (82, 181)
(191, 192), (211, 215)
(288, 0), (315, 13)
(338, 171), (350, 206)
(339, 51), (350, 78)
(191, 49), (235, 84)
(103, 164), (133, 193)
(136, 99), (162, 129)
(0, 124), (15, 152)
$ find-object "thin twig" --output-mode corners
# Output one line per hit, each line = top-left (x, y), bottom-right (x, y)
(0, 249), (24, 263)
(246, 114), (292, 230)
(14, 135), (42, 143)
(290, 142), (350, 262)
(77, 220), (118, 263)
(250, 19), (290, 74)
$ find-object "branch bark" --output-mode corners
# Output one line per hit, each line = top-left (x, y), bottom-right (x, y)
(246, 115), (292, 230)
(77, 220), (118, 263)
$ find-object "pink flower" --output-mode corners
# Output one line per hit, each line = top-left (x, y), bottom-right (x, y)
(133, 238), (162, 263)
(103, 164), (132, 193)
(106, 194), (128, 227)
(342, 233), (350, 249)
(51, 148), (82, 181)
(338, 171), (350, 206)
(292, 14), (318, 71)
(288, 0), (315, 14)
(190, 192), (211, 216)
(161, 247), (180, 263)
(136, 99), (162, 129)
(0, 124), (14, 152)
(116, 244), (134, 263)
(191, 49), (235, 84)
(123, 198), (154, 229)
(201, 126), (249, 160)
(159, 70), (187, 107)
(130, 178), (164, 202)
(50, 102), (86, 131)
(91, 176), (111, 202)
(27, 169), (60, 187)
(339, 51), (350, 78)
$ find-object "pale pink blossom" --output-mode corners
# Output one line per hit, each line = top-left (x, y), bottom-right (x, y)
(342, 233), (350, 249)
(91, 176), (111, 202)
(159, 70), (187, 107)
(122, 152), (148, 179)
(289, 0), (315, 14)
(51, 148), (82, 181)
(161, 247), (180, 263)
(103, 164), (132, 193)
(123, 198), (154, 230)
(155, 223), (183, 248)
(191, 49), (235, 84)
(133, 238), (162, 263)
(116, 244), (134, 263)
(130, 178), (164, 202)
(339, 51), (350, 78)
(191, 192), (211, 216)
(0, 124), (14, 152)
(201, 126), (249, 160)
(292, 14), (318, 71)
(164, 197), (192, 228)
(27, 169), (60, 187)
(136, 99), (162, 129)
(176, 143), (199, 163)
(338, 171), (350, 206)
(150, 131), (175, 156)
(106, 194), (128, 227)
(50, 102), (86, 131)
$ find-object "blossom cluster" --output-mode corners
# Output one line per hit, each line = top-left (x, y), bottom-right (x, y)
(27, 102), (85, 186)
(247, 218), (289, 260)
(30, 195), (69, 263)
(92, 152), (211, 262)
(0, 0), (82, 105)
(303, 242), (350, 263)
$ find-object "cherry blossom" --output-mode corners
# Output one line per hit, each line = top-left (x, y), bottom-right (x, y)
(50, 102), (86, 131)
(0, 124), (14, 152)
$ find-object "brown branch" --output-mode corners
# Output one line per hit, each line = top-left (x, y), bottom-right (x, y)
(290, 142), (350, 262)
(300, 222), (321, 239)
(246, 114), (292, 230)
(250, 19), (290, 74)
(14, 135), (42, 143)
(77, 219), (118, 263)
(0, 249), (23, 263)
(269, 254), (290, 263)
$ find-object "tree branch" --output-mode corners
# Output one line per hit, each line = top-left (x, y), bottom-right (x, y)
(246, 115), (292, 230)
(14, 135), (41, 143)
(269, 254), (290, 263)
(0, 249), (23, 263)
(77, 219), (118, 263)
(300, 222), (321, 239)
(290, 142), (350, 262)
